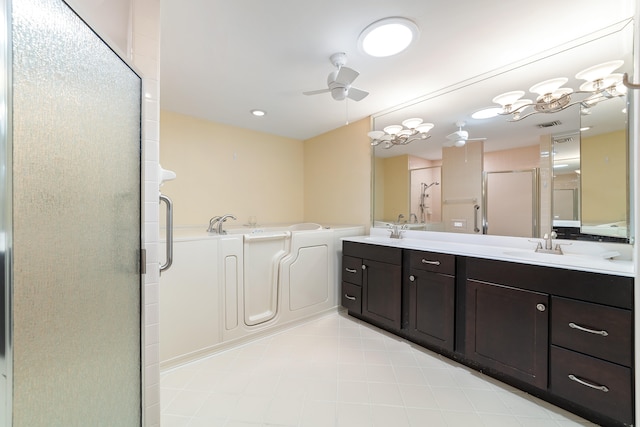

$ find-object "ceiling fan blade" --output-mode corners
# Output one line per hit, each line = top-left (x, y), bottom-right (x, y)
(303, 88), (331, 96)
(335, 66), (359, 85)
(347, 87), (369, 101)
(467, 137), (488, 141)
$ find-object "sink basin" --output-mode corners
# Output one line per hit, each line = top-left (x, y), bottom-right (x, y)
(502, 250), (607, 265)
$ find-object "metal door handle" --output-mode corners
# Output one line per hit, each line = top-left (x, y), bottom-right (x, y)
(473, 204), (480, 233)
(160, 194), (173, 274)
(345, 268), (357, 273)
(421, 259), (440, 265)
(569, 322), (609, 336)
(344, 294), (356, 301)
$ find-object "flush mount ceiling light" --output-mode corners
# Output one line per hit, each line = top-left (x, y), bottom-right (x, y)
(490, 60), (628, 121)
(358, 17), (419, 57)
(250, 109), (266, 117)
(368, 118), (434, 149)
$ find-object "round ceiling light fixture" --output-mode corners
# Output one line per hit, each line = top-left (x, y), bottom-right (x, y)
(250, 109), (266, 117)
(358, 17), (419, 57)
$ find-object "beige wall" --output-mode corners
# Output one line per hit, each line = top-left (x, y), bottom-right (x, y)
(303, 118), (371, 226)
(160, 110), (304, 226)
(581, 130), (627, 224)
(484, 145), (540, 172)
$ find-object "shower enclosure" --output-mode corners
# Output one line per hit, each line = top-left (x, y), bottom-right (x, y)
(1, 0), (142, 425)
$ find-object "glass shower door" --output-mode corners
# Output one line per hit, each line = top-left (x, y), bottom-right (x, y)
(4, 0), (142, 425)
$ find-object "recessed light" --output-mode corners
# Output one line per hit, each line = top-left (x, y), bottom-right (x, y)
(358, 17), (419, 57)
(251, 109), (266, 117)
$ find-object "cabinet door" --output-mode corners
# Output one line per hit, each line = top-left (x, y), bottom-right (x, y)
(362, 259), (402, 330)
(408, 270), (455, 351)
(466, 280), (549, 389)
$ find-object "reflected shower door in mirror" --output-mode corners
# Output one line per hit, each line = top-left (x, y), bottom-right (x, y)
(371, 19), (633, 241)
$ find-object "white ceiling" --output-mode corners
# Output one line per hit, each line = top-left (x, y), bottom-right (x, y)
(159, 0), (635, 141)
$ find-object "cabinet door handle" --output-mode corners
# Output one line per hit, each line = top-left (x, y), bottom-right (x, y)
(421, 259), (440, 266)
(569, 322), (609, 337)
(409, 275), (415, 282)
(345, 268), (357, 273)
(568, 374), (609, 392)
(344, 294), (356, 301)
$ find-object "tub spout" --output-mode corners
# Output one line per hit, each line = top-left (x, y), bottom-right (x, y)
(217, 214), (237, 234)
(207, 216), (221, 233)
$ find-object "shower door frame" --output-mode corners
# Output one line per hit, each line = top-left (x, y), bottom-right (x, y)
(1, 0), (145, 424)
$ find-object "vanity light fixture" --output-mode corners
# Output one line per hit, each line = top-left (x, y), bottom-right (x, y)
(358, 17), (419, 57)
(250, 109), (266, 117)
(368, 118), (434, 149)
(490, 60), (627, 121)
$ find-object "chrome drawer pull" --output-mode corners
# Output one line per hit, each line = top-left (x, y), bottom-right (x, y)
(568, 374), (609, 392)
(421, 259), (441, 266)
(345, 268), (357, 273)
(344, 294), (356, 301)
(569, 322), (609, 337)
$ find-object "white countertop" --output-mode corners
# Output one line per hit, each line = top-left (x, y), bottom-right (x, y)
(343, 229), (635, 277)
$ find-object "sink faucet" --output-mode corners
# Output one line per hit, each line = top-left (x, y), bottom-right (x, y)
(543, 231), (557, 251)
(216, 214), (237, 234)
(388, 223), (407, 239)
(206, 216), (221, 233)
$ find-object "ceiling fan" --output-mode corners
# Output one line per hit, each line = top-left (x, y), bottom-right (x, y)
(303, 52), (369, 102)
(445, 121), (487, 147)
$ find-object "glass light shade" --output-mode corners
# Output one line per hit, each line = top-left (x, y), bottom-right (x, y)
(529, 77), (568, 96)
(358, 17), (419, 57)
(471, 107), (502, 119)
(415, 123), (434, 133)
(579, 73), (623, 92)
(575, 60), (624, 82)
(402, 117), (423, 129)
(367, 130), (385, 140)
(397, 129), (412, 136)
(383, 124), (404, 135)
(492, 90), (525, 107)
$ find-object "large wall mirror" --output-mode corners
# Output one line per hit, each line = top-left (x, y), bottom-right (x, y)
(371, 20), (633, 242)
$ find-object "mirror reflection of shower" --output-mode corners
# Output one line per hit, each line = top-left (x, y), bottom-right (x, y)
(410, 166), (443, 228)
(419, 181), (440, 223)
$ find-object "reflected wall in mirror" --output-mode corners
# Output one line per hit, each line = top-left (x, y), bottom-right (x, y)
(371, 20), (633, 241)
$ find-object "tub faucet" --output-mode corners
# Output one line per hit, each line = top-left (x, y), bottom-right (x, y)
(397, 214), (405, 223)
(206, 216), (221, 233)
(217, 214), (237, 234)
(409, 213), (418, 223)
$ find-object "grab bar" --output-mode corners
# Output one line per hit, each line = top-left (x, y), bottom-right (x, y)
(160, 194), (173, 274)
(473, 204), (480, 233)
(244, 231), (291, 241)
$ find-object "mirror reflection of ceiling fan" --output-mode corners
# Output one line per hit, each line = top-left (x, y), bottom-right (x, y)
(303, 52), (369, 101)
(445, 121), (487, 147)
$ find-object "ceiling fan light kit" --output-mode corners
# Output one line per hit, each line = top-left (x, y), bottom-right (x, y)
(303, 52), (370, 102)
(490, 60), (627, 121)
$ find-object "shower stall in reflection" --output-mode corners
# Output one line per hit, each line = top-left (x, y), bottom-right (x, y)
(410, 166), (442, 225)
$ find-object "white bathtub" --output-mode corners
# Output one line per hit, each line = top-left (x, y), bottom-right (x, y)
(159, 223), (364, 368)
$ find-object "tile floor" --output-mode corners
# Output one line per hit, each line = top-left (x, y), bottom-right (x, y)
(161, 311), (598, 427)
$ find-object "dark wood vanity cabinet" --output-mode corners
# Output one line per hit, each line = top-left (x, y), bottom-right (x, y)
(406, 250), (455, 352)
(465, 279), (549, 389)
(342, 242), (402, 331)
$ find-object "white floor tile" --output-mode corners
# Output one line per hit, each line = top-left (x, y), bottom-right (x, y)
(160, 311), (599, 427)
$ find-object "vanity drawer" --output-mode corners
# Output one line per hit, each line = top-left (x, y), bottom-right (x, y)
(551, 296), (632, 366)
(342, 256), (362, 285)
(341, 282), (361, 314)
(550, 345), (632, 425)
(408, 250), (455, 275)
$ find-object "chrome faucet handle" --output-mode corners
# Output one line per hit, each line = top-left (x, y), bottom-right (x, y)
(527, 239), (543, 250)
(217, 214), (237, 234)
(555, 242), (572, 254)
